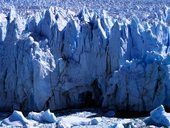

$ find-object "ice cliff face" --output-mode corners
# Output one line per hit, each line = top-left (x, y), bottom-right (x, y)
(0, 7), (170, 112)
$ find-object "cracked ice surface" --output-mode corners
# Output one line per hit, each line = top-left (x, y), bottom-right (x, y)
(0, 6), (170, 112)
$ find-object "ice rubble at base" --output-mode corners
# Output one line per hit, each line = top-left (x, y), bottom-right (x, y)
(0, 109), (102, 127)
(0, 109), (145, 128)
(1, 110), (37, 126)
(2, 105), (170, 127)
(0, 6), (170, 112)
(28, 109), (57, 123)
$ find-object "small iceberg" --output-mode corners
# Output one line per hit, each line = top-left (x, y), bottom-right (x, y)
(1, 110), (37, 127)
(28, 109), (58, 123)
(145, 105), (170, 127)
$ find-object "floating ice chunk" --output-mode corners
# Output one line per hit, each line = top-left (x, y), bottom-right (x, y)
(104, 111), (115, 117)
(150, 105), (170, 127)
(1, 110), (37, 127)
(28, 109), (57, 123)
(146, 105), (170, 127)
(28, 111), (43, 122)
(90, 117), (102, 125)
(150, 105), (165, 120)
(41, 109), (58, 123)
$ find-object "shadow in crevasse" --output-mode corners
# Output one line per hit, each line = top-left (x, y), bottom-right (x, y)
(86, 109), (150, 119)
(53, 106), (150, 119)
(53, 107), (102, 118)
(114, 110), (149, 118)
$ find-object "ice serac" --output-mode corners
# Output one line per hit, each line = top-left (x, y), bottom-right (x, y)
(0, 7), (170, 112)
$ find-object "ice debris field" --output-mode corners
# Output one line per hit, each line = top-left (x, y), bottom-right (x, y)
(0, 105), (170, 127)
(0, 0), (170, 127)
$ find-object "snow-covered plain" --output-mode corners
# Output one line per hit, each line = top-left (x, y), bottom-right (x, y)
(0, 0), (170, 127)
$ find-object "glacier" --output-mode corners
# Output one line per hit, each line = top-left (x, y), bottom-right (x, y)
(0, 6), (170, 113)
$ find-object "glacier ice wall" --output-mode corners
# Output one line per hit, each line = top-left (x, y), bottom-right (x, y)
(0, 7), (170, 112)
